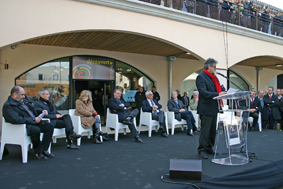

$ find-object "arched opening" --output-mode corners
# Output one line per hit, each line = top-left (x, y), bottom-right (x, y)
(15, 55), (154, 124)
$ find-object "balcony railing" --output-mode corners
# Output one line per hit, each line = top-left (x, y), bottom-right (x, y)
(139, 0), (283, 37)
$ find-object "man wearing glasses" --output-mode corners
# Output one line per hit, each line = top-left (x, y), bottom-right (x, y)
(34, 89), (81, 150)
(2, 86), (54, 160)
(142, 91), (169, 138)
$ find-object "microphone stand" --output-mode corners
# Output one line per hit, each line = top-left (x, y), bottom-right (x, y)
(216, 72), (244, 91)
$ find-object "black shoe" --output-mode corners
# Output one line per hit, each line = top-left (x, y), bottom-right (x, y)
(205, 149), (215, 155)
(67, 143), (80, 150)
(69, 132), (82, 140)
(98, 131), (107, 136)
(187, 129), (194, 136)
(122, 120), (132, 125)
(102, 135), (110, 141)
(198, 152), (208, 159)
(134, 137), (143, 143)
(161, 132), (169, 138)
(35, 153), (48, 160)
(250, 127), (254, 132)
(92, 138), (103, 144)
(42, 151), (55, 158)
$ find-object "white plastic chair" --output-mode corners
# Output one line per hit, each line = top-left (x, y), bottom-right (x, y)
(248, 112), (262, 132)
(139, 108), (169, 137)
(166, 107), (187, 135)
(105, 108), (136, 141)
(0, 118), (32, 163)
(41, 118), (65, 144)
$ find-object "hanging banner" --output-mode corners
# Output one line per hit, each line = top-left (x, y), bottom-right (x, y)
(72, 56), (115, 80)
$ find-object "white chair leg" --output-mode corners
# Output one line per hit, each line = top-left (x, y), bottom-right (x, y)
(77, 138), (81, 146)
(21, 144), (29, 163)
(53, 137), (57, 143)
(115, 128), (119, 141)
(123, 128), (126, 135)
(148, 126), (152, 137)
(0, 142), (5, 160)
(171, 125), (175, 135)
(181, 125), (184, 131)
(138, 124), (141, 134)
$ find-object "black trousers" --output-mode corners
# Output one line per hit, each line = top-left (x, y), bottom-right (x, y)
(198, 115), (217, 153)
(122, 109), (139, 138)
(28, 120), (54, 154)
(54, 114), (74, 144)
(152, 110), (166, 132)
(249, 112), (259, 128)
(180, 111), (195, 131)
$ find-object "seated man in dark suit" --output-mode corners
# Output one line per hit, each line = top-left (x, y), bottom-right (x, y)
(142, 91), (169, 138)
(242, 91), (262, 131)
(34, 89), (81, 149)
(2, 86), (54, 160)
(167, 91), (196, 136)
(108, 89), (143, 143)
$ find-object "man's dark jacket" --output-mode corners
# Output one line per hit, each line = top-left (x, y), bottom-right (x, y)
(109, 97), (130, 122)
(2, 96), (38, 135)
(262, 94), (281, 120)
(142, 99), (162, 113)
(196, 71), (219, 116)
(34, 99), (60, 127)
(167, 99), (188, 121)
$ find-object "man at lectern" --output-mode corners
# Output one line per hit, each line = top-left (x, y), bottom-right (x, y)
(196, 58), (227, 159)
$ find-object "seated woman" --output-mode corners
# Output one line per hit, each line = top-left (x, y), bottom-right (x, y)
(75, 90), (108, 144)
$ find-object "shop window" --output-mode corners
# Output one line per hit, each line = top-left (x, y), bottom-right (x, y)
(228, 70), (249, 91)
(15, 58), (70, 111)
(116, 61), (153, 102)
(53, 74), (58, 80)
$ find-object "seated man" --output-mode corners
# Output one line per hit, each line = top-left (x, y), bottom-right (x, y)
(34, 89), (81, 149)
(108, 89), (143, 143)
(242, 91), (262, 131)
(142, 91), (169, 138)
(2, 86), (54, 160)
(168, 91), (196, 136)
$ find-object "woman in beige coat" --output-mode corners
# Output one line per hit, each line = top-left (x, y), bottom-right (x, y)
(75, 90), (107, 144)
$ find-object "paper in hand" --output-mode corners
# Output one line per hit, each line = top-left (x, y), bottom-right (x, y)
(38, 112), (46, 118)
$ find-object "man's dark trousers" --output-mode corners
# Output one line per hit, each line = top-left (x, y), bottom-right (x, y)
(54, 114), (74, 143)
(122, 109), (139, 137)
(29, 120), (54, 154)
(180, 111), (194, 131)
(151, 110), (166, 132)
(262, 111), (275, 130)
(198, 115), (217, 153)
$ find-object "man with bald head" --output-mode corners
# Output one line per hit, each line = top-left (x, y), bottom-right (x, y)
(2, 86), (54, 160)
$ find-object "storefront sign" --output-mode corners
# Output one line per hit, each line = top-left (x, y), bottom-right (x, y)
(72, 56), (115, 80)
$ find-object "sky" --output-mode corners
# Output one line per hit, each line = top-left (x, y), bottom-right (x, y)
(260, 0), (283, 10)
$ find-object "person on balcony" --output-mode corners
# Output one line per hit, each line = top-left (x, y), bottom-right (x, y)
(75, 90), (108, 144)
(273, 12), (283, 37)
(242, 0), (254, 28)
(3, 86), (54, 160)
(142, 91), (169, 138)
(34, 89), (81, 149)
(168, 91), (196, 136)
(220, 0), (234, 23)
(261, 6), (271, 33)
(109, 89), (143, 143)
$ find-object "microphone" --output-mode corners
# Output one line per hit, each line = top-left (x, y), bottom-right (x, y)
(216, 72), (244, 91)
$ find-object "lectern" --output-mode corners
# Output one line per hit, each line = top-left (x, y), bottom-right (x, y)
(212, 91), (251, 165)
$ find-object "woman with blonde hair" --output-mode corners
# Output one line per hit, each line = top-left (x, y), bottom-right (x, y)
(75, 90), (108, 144)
